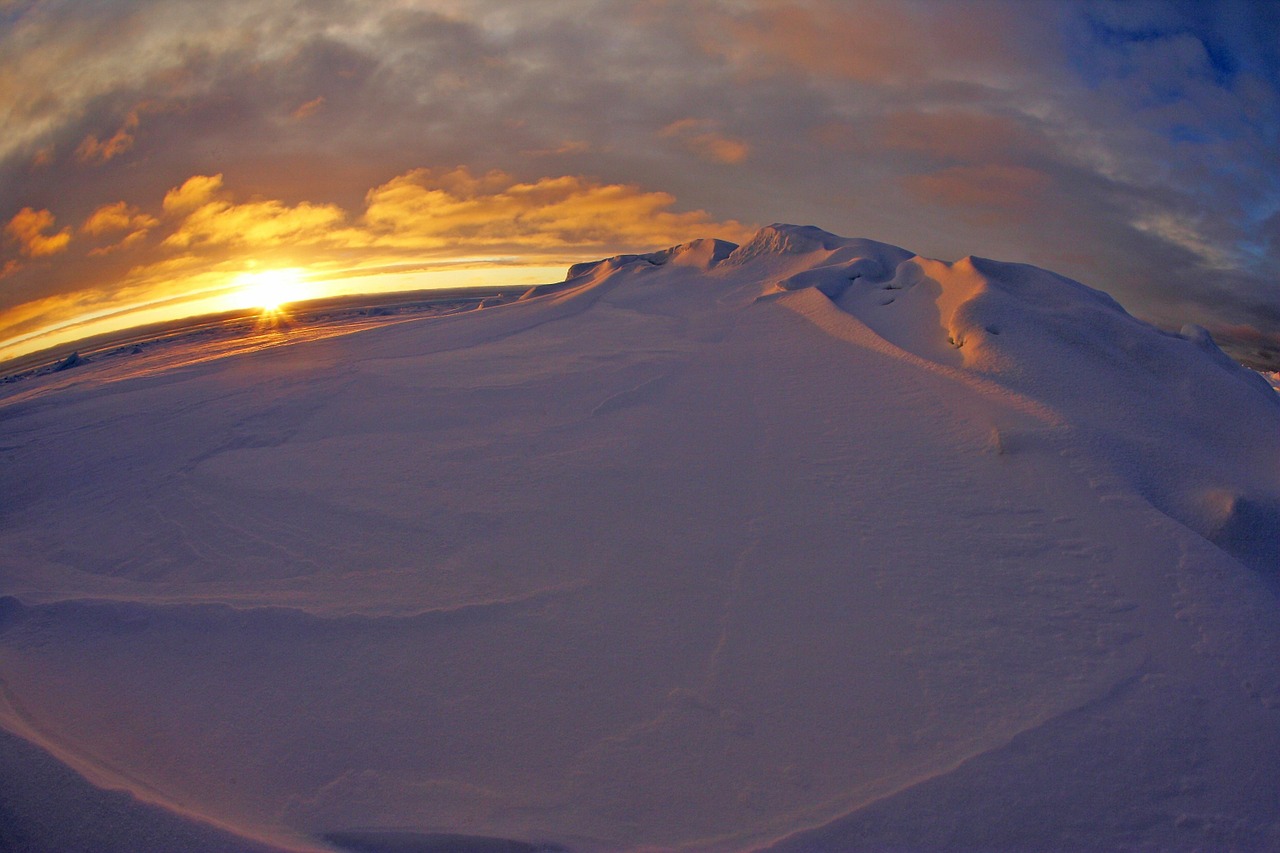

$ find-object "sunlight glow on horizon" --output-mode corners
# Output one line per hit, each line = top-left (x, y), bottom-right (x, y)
(0, 261), (569, 368)
(234, 268), (309, 315)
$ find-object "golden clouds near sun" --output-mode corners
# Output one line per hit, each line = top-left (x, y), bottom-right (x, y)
(237, 268), (307, 313)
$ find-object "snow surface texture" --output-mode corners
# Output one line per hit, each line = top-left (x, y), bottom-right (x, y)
(1, 224), (1278, 852)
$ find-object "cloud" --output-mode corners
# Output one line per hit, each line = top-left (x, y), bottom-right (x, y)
(1130, 211), (1237, 270)
(292, 96), (326, 120)
(163, 175), (227, 216)
(75, 110), (139, 164)
(660, 119), (750, 165)
(359, 166), (752, 252)
(523, 140), (592, 158)
(700, 1), (921, 83)
(82, 201), (159, 255)
(696, 0), (1040, 86)
(66, 167), (750, 296)
(903, 165), (1052, 220)
(5, 207), (72, 257)
(163, 196), (348, 251)
(1205, 322), (1280, 370)
(83, 201), (158, 236)
(878, 109), (1047, 166)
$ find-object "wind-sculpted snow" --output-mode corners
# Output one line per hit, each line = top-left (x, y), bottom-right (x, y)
(741, 228), (1280, 576)
(0, 225), (1277, 852)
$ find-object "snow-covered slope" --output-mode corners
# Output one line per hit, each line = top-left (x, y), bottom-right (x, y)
(1, 224), (1277, 852)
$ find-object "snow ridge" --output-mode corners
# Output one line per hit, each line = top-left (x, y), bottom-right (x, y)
(568, 224), (1280, 576)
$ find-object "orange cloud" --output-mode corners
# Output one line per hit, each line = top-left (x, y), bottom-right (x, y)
(82, 202), (159, 255)
(660, 119), (749, 164)
(292, 96), (326, 120)
(163, 197), (348, 250)
(76, 109), (141, 165)
(163, 174), (227, 215)
(139, 167), (748, 271)
(5, 207), (72, 257)
(903, 165), (1050, 219)
(360, 166), (752, 251)
(83, 201), (159, 235)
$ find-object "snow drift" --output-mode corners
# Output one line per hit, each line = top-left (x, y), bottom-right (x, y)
(0, 224), (1277, 852)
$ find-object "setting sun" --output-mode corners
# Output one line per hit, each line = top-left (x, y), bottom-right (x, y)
(238, 268), (307, 313)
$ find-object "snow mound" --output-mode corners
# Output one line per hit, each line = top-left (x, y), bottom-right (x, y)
(738, 240), (1278, 575)
(52, 351), (89, 372)
(1, 224), (1277, 852)
(728, 223), (905, 261)
(565, 237), (737, 281)
(571, 223), (1277, 577)
(724, 223), (914, 278)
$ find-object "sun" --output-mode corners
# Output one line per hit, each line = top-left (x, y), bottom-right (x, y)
(238, 268), (307, 314)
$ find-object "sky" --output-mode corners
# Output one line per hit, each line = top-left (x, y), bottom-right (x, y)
(2, 0), (1278, 365)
